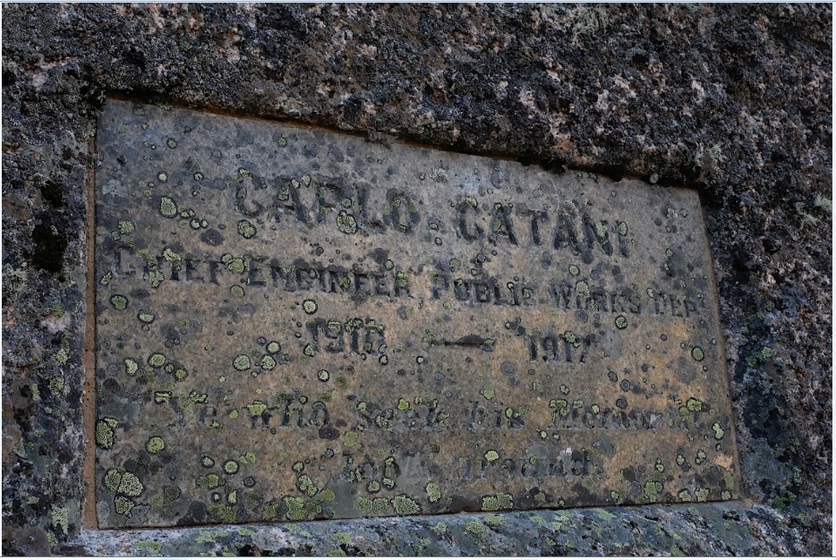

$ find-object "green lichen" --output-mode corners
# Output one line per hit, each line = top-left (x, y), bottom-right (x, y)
(484, 450), (499, 462)
(686, 397), (703, 412)
(196, 529), (229, 544)
(110, 294), (128, 310)
(355, 496), (390, 516)
(691, 346), (705, 361)
(746, 346), (775, 366)
(343, 431), (360, 449)
(481, 492), (513, 511)
(317, 488), (336, 502)
(465, 520), (489, 538)
(51, 505), (68, 534)
(249, 353), (271, 371)
(266, 341), (281, 353)
(246, 401), (267, 416)
(146, 436), (165, 454)
(134, 540), (163, 555)
(148, 353), (166, 367)
(564, 330), (579, 345)
(104, 469), (122, 492)
(131, 537), (166, 556)
(160, 196), (178, 218)
(162, 247), (180, 263)
(197, 474), (221, 489)
(237, 219), (257, 239)
(124, 358), (139, 375)
(137, 310), (155, 323)
(723, 471), (735, 489)
(712, 422), (725, 440)
(297, 474), (317, 496)
(117, 471), (144, 497)
(184, 391), (207, 407)
(230, 285), (245, 297)
(143, 269), (165, 288)
(233, 354), (252, 371)
(223, 460), (239, 474)
(336, 211), (358, 234)
(644, 480), (663, 501)
(53, 346), (69, 365)
(118, 220), (136, 234)
(550, 398), (569, 414)
(226, 257), (245, 274)
(303, 299), (318, 314)
(114, 496), (135, 516)
(283, 496), (321, 521)
(208, 504), (237, 523)
(425, 482), (441, 503)
(96, 418), (118, 449)
(608, 219), (625, 236)
(391, 494), (420, 516)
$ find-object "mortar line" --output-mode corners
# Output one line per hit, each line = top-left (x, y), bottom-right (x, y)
(82, 131), (98, 530)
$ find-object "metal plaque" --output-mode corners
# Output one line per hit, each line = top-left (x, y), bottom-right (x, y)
(93, 100), (738, 528)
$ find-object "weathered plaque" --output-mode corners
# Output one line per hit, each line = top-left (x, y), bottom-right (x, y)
(94, 100), (738, 528)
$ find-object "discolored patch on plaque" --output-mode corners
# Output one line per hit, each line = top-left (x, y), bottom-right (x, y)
(93, 100), (739, 528)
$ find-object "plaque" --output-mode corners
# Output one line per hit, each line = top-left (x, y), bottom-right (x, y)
(94, 100), (738, 528)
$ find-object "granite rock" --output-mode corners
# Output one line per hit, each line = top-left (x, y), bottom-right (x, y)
(2, 4), (831, 555)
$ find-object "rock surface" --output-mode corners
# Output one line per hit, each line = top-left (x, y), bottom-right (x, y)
(2, 3), (831, 555)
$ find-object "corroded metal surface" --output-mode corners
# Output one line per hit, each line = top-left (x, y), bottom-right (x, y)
(94, 100), (738, 528)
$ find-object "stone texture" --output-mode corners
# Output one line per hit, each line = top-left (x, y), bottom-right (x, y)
(2, 3), (831, 555)
(94, 101), (737, 528)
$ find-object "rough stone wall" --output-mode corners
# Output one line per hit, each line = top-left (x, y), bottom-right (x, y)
(2, 3), (830, 555)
